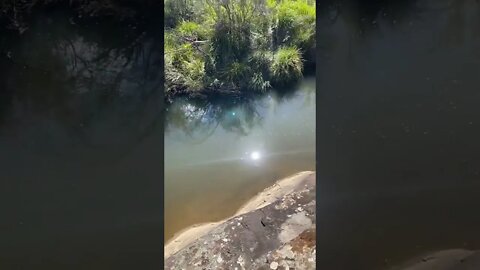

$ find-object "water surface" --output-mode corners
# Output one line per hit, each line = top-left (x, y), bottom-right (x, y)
(164, 78), (316, 241)
(318, 0), (480, 269)
(0, 12), (163, 269)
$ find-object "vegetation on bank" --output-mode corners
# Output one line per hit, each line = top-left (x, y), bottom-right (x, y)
(165, 0), (316, 97)
(0, 0), (315, 98)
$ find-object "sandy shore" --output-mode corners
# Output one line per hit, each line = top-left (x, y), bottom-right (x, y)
(164, 171), (315, 259)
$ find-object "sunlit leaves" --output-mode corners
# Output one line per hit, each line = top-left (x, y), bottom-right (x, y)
(165, 0), (315, 94)
(271, 46), (303, 85)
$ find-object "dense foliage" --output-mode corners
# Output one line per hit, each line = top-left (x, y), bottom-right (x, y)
(165, 0), (316, 96)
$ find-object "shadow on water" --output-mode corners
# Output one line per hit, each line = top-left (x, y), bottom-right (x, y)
(0, 8), (163, 269)
(318, 0), (480, 269)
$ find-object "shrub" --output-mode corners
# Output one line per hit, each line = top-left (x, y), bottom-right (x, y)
(206, 0), (257, 69)
(164, 0), (195, 29)
(223, 61), (251, 86)
(271, 0), (315, 50)
(248, 50), (273, 77)
(249, 72), (271, 92)
(176, 21), (210, 40)
(271, 46), (303, 85)
(165, 30), (206, 92)
(181, 58), (205, 91)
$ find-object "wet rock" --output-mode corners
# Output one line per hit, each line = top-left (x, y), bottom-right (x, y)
(165, 171), (316, 270)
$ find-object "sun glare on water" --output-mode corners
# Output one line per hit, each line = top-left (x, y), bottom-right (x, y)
(250, 151), (261, 160)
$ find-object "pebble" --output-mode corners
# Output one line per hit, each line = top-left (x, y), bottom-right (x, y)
(270, 261), (279, 269)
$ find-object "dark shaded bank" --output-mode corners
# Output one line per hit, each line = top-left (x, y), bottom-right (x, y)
(317, 0), (480, 269)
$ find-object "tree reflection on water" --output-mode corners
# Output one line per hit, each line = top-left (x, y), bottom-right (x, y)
(165, 97), (265, 143)
(0, 12), (162, 160)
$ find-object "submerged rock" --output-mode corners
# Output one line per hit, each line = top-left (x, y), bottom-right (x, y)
(165, 171), (316, 270)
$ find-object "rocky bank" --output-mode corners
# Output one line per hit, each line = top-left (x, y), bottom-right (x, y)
(165, 171), (316, 270)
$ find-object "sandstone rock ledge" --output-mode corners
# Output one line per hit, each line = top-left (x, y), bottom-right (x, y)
(165, 171), (316, 270)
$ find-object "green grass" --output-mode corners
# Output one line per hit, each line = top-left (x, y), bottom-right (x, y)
(271, 46), (303, 84)
(164, 0), (315, 96)
(176, 21), (210, 40)
(274, 0), (316, 50)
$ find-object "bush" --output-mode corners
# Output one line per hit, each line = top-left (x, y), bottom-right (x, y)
(176, 21), (210, 41)
(271, 46), (303, 85)
(223, 62), (251, 85)
(165, 0), (195, 29)
(271, 0), (315, 51)
(182, 58), (205, 91)
(165, 31), (205, 92)
(207, 0), (255, 70)
(249, 72), (271, 92)
(248, 50), (273, 77)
